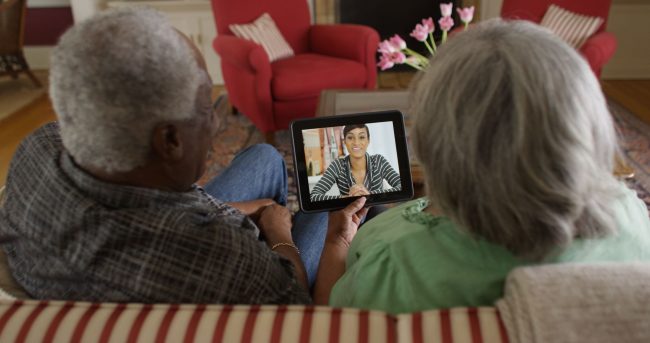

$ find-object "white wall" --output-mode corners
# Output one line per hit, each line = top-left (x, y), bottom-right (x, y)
(366, 122), (399, 173)
(341, 122), (400, 173)
(69, 0), (107, 23)
(480, 0), (502, 20)
(601, 3), (650, 79)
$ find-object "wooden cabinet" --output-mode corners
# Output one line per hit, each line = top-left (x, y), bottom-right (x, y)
(106, 1), (224, 85)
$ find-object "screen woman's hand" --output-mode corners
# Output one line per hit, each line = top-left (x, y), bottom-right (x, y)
(348, 184), (370, 197)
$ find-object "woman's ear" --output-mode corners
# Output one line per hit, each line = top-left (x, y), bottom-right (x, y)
(151, 123), (184, 161)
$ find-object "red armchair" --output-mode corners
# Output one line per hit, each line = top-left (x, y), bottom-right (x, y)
(501, 0), (616, 77)
(210, 0), (379, 134)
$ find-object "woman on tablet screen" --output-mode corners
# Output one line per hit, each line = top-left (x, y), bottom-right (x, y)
(310, 124), (401, 201)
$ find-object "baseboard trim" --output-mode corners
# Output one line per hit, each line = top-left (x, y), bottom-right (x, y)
(24, 46), (53, 70)
(602, 66), (650, 80)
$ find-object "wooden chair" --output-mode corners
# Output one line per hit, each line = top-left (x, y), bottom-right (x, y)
(0, 0), (41, 88)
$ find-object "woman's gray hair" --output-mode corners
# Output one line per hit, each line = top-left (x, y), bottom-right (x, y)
(411, 19), (621, 260)
(50, 7), (204, 172)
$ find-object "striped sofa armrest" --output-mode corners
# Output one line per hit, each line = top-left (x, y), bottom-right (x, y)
(396, 308), (509, 343)
(0, 300), (396, 343)
(0, 300), (509, 343)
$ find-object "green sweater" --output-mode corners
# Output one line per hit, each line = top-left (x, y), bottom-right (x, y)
(329, 183), (650, 314)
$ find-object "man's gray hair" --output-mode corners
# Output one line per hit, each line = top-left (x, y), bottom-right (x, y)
(50, 7), (204, 172)
(411, 19), (621, 260)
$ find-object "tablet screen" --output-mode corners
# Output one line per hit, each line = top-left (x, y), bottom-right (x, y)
(291, 111), (413, 213)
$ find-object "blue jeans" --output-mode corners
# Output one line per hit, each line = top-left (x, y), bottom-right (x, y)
(203, 144), (328, 288)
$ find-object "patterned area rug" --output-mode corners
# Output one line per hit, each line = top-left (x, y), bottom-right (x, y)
(199, 95), (650, 213)
(198, 95), (300, 212)
(612, 101), (650, 210)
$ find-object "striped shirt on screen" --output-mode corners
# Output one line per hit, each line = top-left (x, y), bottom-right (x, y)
(311, 153), (401, 202)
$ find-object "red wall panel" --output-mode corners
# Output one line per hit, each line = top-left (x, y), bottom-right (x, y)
(24, 7), (74, 46)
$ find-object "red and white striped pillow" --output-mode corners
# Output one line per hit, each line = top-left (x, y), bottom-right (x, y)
(540, 4), (604, 49)
(229, 13), (294, 62)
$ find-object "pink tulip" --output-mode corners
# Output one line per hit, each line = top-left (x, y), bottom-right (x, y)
(388, 51), (406, 64)
(377, 53), (395, 70)
(389, 34), (407, 50)
(457, 6), (475, 24)
(378, 40), (395, 54)
(410, 23), (429, 42)
(422, 17), (435, 33)
(439, 16), (454, 31)
(378, 35), (407, 54)
(440, 3), (453, 17)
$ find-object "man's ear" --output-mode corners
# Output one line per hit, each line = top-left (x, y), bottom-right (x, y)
(151, 123), (183, 161)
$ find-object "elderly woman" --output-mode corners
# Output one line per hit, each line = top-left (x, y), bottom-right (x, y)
(0, 8), (335, 303)
(310, 124), (401, 201)
(313, 19), (650, 313)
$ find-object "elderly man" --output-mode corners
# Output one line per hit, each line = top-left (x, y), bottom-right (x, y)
(0, 8), (343, 303)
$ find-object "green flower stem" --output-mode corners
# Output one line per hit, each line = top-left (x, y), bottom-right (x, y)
(404, 48), (428, 63)
(423, 40), (435, 55)
(442, 30), (448, 44)
(404, 61), (424, 70)
(464, 22), (469, 30)
(429, 32), (437, 53)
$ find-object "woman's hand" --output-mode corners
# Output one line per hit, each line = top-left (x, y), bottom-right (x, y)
(313, 197), (369, 304)
(326, 197), (369, 247)
(257, 204), (293, 245)
(348, 184), (370, 197)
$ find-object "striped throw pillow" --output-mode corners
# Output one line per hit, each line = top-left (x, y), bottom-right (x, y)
(540, 4), (604, 49)
(229, 13), (294, 62)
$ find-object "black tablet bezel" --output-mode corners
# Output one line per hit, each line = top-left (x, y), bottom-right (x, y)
(291, 110), (414, 213)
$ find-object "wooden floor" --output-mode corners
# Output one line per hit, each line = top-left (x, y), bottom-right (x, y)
(0, 94), (56, 184)
(0, 73), (649, 184)
(602, 80), (650, 125)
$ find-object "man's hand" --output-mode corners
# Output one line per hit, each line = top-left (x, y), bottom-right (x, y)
(257, 204), (309, 291)
(226, 198), (275, 222)
(326, 197), (368, 247)
(257, 204), (293, 245)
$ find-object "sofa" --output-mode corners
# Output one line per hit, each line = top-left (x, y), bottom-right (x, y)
(2, 186), (650, 343)
(0, 185), (508, 343)
(3, 264), (650, 343)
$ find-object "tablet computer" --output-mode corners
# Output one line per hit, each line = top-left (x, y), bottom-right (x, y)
(291, 110), (414, 213)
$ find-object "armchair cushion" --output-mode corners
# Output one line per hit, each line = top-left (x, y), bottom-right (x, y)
(271, 54), (367, 101)
(580, 31), (617, 74)
(540, 4), (604, 48)
(229, 13), (294, 62)
(214, 35), (271, 74)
